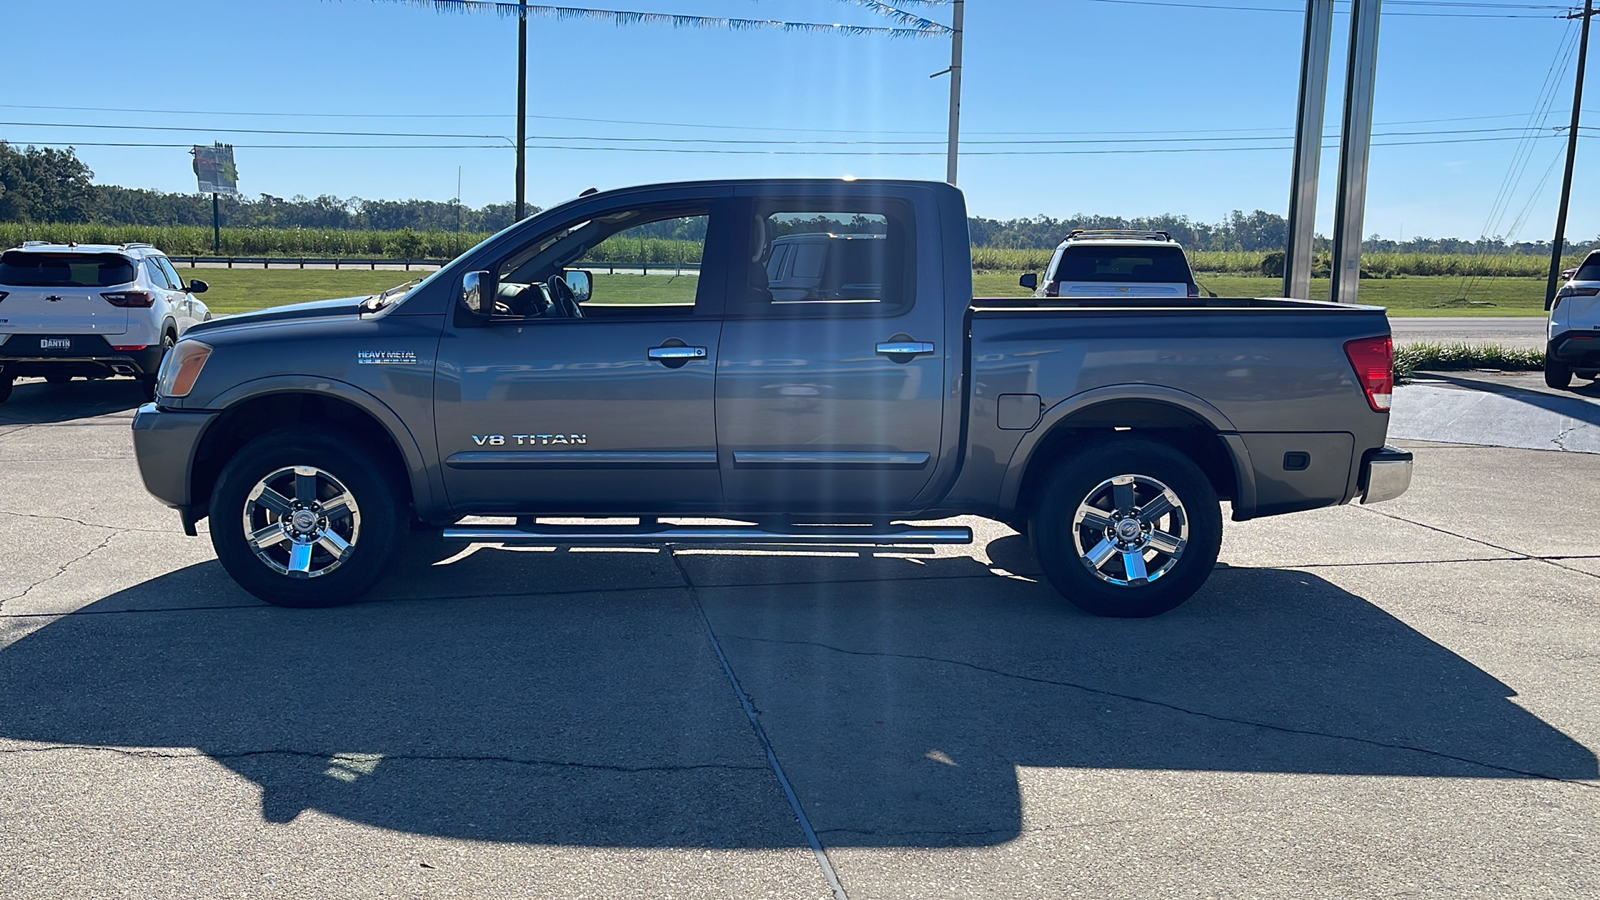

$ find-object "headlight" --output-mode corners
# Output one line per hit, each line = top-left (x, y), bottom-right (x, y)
(157, 340), (213, 398)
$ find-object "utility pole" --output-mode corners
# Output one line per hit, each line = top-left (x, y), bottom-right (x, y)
(1284, 0), (1334, 300)
(1547, 0), (1595, 310)
(515, 0), (528, 220)
(945, 0), (964, 185)
(1330, 0), (1383, 305)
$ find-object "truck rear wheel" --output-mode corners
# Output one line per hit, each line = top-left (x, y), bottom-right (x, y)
(210, 430), (403, 608)
(1030, 438), (1222, 618)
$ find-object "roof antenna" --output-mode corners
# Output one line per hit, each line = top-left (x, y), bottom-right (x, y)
(579, 187), (598, 197)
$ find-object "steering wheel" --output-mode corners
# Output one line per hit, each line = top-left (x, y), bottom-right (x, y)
(548, 274), (583, 318)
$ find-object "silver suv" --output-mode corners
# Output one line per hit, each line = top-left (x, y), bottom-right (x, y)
(0, 242), (210, 402)
(1020, 230), (1199, 299)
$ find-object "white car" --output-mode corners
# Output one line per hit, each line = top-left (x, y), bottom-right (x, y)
(1019, 230), (1200, 299)
(1545, 249), (1600, 389)
(0, 242), (209, 402)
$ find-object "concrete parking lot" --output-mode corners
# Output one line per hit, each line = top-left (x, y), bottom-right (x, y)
(1, 375), (1597, 899)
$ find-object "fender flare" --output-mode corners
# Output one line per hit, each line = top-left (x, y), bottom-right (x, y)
(198, 375), (440, 517)
(998, 383), (1258, 520)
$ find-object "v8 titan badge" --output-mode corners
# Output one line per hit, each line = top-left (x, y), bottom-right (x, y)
(357, 350), (417, 366)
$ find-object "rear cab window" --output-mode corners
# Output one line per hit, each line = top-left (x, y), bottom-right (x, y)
(739, 202), (916, 317)
(0, 252), (138, 287)
(1051, 245), (1193, 285)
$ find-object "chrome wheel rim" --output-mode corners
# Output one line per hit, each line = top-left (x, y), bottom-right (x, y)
(242, 465), (361, 578)
(1072, 474), (1188, 587)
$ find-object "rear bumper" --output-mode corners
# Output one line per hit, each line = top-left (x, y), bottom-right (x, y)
(1549, 332), (1600, 366)
(1359, 445), (1413, 505)
(0, 335), (164, 378)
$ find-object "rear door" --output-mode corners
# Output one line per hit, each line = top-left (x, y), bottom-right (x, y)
(0, 251), (131, 335)
(716, 191), (945, 513)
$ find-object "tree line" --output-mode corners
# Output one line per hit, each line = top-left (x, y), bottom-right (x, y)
(3, 141), (1596, 254)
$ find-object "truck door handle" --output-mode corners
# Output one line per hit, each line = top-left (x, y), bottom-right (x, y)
(643, 342), (707, 365)
(875, 341), (935, 359)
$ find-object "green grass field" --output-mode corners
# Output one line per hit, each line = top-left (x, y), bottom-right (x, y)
(182, 268), (1547, 318)
(972, 272), (1548, 316)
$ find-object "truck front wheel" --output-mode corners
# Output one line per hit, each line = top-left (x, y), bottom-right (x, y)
(1030, 439), (1223, 618)
(210, 431), (403, 608)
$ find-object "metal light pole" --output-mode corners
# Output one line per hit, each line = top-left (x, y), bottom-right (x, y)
(945, 0), (964, 185)
(1284, 0), (1334, 300)
(1330, 0), (1383, 305)
(515, 0), (528, 220)
(1546, 0), (1594, 309)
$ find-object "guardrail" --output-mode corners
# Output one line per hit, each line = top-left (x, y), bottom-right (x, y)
(173, 256), (703, 275)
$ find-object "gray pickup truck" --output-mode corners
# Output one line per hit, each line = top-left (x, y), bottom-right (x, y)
(131, 178), (1411, 617)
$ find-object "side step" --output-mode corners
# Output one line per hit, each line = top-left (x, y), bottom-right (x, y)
(441, 522), (973, 546)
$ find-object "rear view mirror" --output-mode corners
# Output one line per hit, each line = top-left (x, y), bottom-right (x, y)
(565, 269), (593, 302)
(460, 270), (495, 321)
(1019, 273), (1038, 291)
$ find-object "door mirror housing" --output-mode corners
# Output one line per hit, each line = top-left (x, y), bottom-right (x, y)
(564, 269), (593, 303)
(1019, 273), (1038, 291)
(186, 279), (209, 294)
(460, 270), (496, 324)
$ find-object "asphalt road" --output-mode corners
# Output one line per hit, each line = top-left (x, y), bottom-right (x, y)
(1, 377), (1597, 899)
(1389, 317), (1546, 349)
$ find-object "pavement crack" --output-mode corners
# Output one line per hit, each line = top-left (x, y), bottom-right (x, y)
(0, 510), (171, 535)
(1356, 506), (1600, 583)
(0, 529), (123, 610)
(0, 744), (769, 774)
(725, 634), (1600, 791)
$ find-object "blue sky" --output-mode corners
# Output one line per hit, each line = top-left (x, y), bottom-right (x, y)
(4, 0), (1596, 240)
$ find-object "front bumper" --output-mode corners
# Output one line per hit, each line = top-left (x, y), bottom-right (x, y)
(131, 402), (218, 521)
(1359, 445), (1413, 505)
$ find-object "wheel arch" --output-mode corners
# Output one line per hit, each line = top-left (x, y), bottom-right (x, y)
(1002, 385), (1255, 521)
(188, 378), (436, 522)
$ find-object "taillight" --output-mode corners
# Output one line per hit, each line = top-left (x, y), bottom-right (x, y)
(102, 291), (154, 308)
(0, 292), (8, 304)
(111, 345), (149, 352)
(1344, 335), (1394, 412)
(1045, 281), (1060, 298)
(1557, 285), (1599, 299)
(1188, 283), (1200, 298)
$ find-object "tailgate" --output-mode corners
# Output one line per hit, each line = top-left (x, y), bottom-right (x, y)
(0, 285), (129, 335)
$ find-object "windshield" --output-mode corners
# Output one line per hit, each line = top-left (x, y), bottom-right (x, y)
(1052, 246), (1193, 284)
(0, 252), (137, 287)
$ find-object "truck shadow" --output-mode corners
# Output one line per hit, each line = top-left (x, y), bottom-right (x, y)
(1, 540), (1592, 848)
(0, 377), (145, 426)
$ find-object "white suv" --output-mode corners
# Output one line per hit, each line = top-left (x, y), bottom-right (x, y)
(0, 242), (210, 402)
(1546, 249), (1600, 389)
(1019, 230), (1199, 299)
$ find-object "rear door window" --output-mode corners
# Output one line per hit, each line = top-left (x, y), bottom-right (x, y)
(1052, 246), (1192, 284)
(1576, 252), (1600, 282)
(0, 252), (137, 287)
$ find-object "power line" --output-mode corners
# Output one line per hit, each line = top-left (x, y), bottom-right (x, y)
(1073, 0), (1569, 16)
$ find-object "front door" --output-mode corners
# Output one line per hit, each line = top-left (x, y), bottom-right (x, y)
(434, 202), (730, 514)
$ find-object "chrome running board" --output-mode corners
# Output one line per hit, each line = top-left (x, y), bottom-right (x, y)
(441, 522), (973, 545)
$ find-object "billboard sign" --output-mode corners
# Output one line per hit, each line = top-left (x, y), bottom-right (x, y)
(191, 143), (238, 195)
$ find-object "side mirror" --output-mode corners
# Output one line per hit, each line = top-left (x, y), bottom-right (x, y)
(565, 269), (593, 302)
(1019, 273), (1038, 291)
(460, 270), (495, 322)
(186, 279), (209, 294)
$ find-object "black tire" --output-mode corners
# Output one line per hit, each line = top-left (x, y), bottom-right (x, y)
(210, 430), (403, 608)
(140, 331), (177, 402)
(1545, 353), (1572, 390)
(1029, 438), (1223, 618)
(46, 374), (72, 385)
